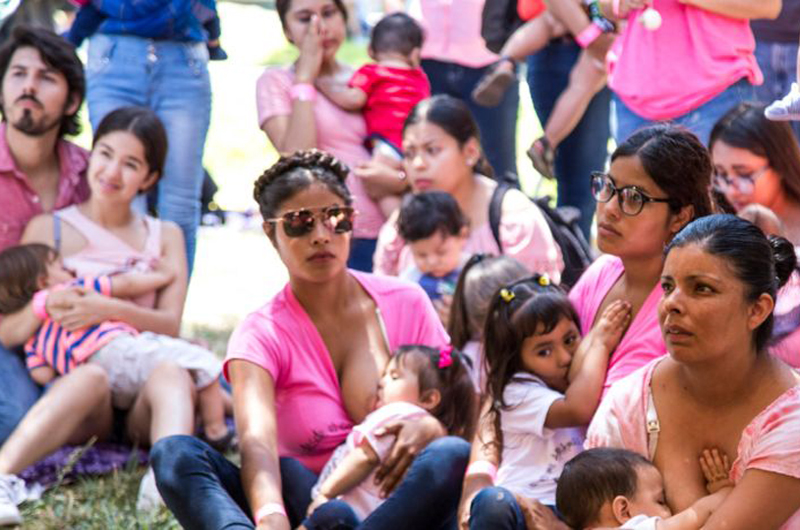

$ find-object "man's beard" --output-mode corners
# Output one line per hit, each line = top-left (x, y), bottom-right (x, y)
(13, 108), (60, 137)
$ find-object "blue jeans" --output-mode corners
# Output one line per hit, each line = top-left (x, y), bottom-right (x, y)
(422, 59), (520, 184)
(151, 435), (470, 529)
(613, 78), (756, 146)
(86, 33), (212, 274)
(754, 38), (800, 139)
(469, 487), (560, 530)
(0, 344), (42, 445)
(526, 39), (612, 238)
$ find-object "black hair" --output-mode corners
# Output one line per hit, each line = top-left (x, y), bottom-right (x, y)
(612, 123), (713, 221)
(709, 101), (800, 204)
(666, 214), (797, 352)
(275, 0), (348, 28)
(253, 149), (353, 229)
(556, 448), (656, 530)
(93, 107), (168, 191)
(396, 191), (468, 242)
(448, 254), (529, 350)
(0, 25), (85, 137)
(394, 345), (477, 440)
(370, 12), (424, 57)
(404, 95), (494, 178)
(0, 243), (58, 315)
(481, 275), (579, 449)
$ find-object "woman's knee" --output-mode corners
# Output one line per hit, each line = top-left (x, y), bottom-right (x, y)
(470, 487), (521, 525)
(305, 499), (360, 530)
(412, 436), (470, 489)
(150, 434), (206, 491)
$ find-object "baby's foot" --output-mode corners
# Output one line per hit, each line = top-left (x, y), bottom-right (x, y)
(699, 448), (733, 493)
(527, 137), (556, 180)
(471, 58), (516, 108)
(765, 83), (800, 121)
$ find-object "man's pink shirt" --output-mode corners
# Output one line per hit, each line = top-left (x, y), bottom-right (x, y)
(224, 271), (449, 473)
(0, 122), (89, 252)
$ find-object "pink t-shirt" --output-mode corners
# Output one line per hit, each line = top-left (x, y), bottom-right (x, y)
(568, 254), (667, 395)
(416, 0), (499, 68)
(255, 67), (383, 239)
(374, 187), (563, 282)
(608, 0), (762, 120)
(224, 271), (449, 473)
(587, 360), (800, 529)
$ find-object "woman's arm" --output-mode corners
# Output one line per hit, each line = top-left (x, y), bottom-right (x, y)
(457, 400), (500, 530)
(676, 0), (781, 20)
(229, 359), (291, 530)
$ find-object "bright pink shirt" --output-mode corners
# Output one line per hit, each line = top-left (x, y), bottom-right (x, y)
(349, 64), (431, 149)
(416, 0), (499, 68)
(608, 0), (762, 120)
(568, 254), (667, 395)
(224, 271), (449, 473)
(0, 123), (89, 252)
(255, 67), (383, 239)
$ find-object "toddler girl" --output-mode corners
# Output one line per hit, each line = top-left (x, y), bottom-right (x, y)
(397, 191), (469, 303)
(300, 344), (476, 530)
(464, 275), (631, 527)
(557, 447), (733, 529)
(0, 243), (233, 451)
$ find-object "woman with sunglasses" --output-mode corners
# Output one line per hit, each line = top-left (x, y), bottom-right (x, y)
(151, 150), (470, 530)
(710, 102), (800, 245)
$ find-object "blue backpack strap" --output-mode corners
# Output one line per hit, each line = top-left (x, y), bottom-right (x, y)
(52, 213), (62, 253)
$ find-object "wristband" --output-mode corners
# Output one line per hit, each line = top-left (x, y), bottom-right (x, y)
(254, 502), (287, 524)
(290, 83), (316, 103)
(612, 0), (622, 18)
(32, 289), (50, 320)
(465, 461), (498, 484)
(576, 22), (603, 48)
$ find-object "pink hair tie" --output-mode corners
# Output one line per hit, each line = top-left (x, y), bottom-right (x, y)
(438, 345), (453, 369)
(32, 289), (50, 320)
(254, 502), (287, 524)
(466, 461), (498, 484)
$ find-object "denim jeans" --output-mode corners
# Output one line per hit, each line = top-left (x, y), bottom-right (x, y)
(0, 344), (41, 445)
(468, 487), (560, 530)
(526, 39), (612, 238)
(86, 34), (212, 274)
(612, 78), (756, 146)
(422, 59), (520, 184)
(151, 435), (470, 529)
(754, 38), (800, 139)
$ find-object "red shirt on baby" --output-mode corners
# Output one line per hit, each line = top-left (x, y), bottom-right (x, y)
(349, 64), (431, 150)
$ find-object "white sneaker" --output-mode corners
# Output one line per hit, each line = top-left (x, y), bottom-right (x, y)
(765, 83), (800, 121)
(136, 467), (164, 514)
(0, 474), (24, 527)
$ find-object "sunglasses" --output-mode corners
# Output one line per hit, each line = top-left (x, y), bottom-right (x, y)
(266, 206), (356, 238)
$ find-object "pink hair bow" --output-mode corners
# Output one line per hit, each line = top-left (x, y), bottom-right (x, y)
(438, 345), (454, 369)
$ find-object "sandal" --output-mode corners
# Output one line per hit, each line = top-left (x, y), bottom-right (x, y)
(203, 429), (239, 453)
(527, 137), (556, 180)
(471, 57), (516, 108)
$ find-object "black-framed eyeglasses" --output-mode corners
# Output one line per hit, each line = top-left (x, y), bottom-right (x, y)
(590, 172), (672, 216)
(266, 205), (356, 238)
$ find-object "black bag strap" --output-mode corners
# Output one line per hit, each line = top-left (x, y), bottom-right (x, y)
(489, 184), (510, 252)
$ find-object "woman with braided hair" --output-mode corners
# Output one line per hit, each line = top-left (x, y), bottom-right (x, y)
(151, 149), (471, 530)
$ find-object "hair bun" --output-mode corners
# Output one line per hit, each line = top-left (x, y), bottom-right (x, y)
(769, 235), (797, 288)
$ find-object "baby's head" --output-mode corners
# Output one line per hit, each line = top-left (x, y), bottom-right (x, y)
(397, 191), (468, 279)
(378, 345), (477, 439)
(557, 448), (672, 530)
(0, 243), (73, 315)
(737, 203), (784, 237)
(369, 12), (424, 67)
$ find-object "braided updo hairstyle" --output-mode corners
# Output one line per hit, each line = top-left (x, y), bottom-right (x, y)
(253, 149), (353, 230)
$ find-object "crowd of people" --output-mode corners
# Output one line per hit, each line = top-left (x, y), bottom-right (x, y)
(0, 0), (800, 528)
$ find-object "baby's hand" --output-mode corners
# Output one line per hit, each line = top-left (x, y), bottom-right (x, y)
(593, 300), (631, 353)
(699, 448), (733, 493)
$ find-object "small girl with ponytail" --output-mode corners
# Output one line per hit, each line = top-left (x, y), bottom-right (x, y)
(301, 344), (476, 529)
(462, 274), (631, 527)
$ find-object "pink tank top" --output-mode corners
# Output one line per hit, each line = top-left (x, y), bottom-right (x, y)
(55, 205), (162, 308)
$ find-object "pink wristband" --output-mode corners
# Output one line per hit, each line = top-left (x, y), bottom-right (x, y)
(576, 22), (603, 48)
(290, 83), (316, 102)
(254, 502), (287, 524)
(465, 461), (498, 484)
(32, 289), (50, 320)
(612, 0), (622, 17)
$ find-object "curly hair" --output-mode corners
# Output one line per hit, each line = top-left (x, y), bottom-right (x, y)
(253, 149), (352, 223)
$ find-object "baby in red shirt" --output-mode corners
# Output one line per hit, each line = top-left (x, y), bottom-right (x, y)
(316, 13), (430, 217)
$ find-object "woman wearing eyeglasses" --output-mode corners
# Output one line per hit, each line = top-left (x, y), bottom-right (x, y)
(150, 150), (470, 530)
(710, 102), (800, 245)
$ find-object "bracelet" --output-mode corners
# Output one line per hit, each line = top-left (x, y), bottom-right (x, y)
(32, 289), (50, 320)
(465, 461), (498, 484)
(612, 0), (622, 17)
(254, 502), (287, 524)
(290, 83), (316, 103)
(575, 22), (603, 48)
